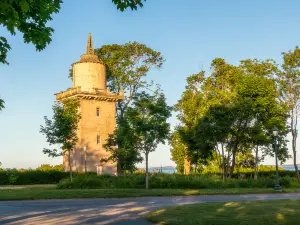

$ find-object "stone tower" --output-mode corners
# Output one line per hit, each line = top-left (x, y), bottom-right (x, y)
(56, 33), (124, 174)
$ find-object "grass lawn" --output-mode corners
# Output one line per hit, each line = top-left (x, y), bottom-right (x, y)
(147, 199), (300, 225)
(0, 186), (300, 200)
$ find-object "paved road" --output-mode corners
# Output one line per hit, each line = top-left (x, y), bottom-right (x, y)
(1, 193), (300, 225)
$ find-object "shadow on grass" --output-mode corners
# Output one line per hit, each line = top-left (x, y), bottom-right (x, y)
(148, 199), (300, 225)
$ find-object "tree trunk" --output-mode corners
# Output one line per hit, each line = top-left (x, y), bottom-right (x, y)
(292, 133), (300, 182)
(225, 149), (231, 178)
(221, 143), (225, 182)
(68, 151), (73, 181)
(184, 146), (191, 175)
(117, 161), (122, 176)
(145, 152), (149, 189)
(254, 145), (259, 180)
(229, 149), (237, 178)
(291, 108), (300, 183)
(229, 141), (239, 178)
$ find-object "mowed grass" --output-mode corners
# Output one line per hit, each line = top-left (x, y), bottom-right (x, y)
(1, 186), (300, 200)
(147, 199), (300, 225)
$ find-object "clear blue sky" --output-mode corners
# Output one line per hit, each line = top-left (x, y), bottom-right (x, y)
(0, 0), (300, 169)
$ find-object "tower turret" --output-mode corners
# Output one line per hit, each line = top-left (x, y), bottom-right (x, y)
(72, 33), (106, 91)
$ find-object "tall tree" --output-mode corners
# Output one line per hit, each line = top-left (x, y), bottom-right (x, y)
(175, 58), (289, 179)
(127, 91), (172, 189)
(95, 42), (164, 173)
(40, 99), (81, 181)
(278, 46), (300, 182)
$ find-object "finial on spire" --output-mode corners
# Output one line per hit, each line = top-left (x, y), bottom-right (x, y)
(86, 33), (94, 55)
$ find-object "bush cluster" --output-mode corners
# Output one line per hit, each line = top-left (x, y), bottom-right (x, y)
(202, 170), (296, 179)
(0, 169), (96, 185)
(57, 174), (300, 189)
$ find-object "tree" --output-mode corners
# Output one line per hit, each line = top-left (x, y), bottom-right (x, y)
(40, 99), (81, 181)
(0, 0), (62, 65)
(102, 116), (143, 173)
(127, 91), (172, 189)
(95, 42), (164, 174)
(175, 58), (289, 179)
(112, 0), (146, 11)
(95, 42), (164, 120)
(278, 46), (300, 182)
(170, 129), (186, 174)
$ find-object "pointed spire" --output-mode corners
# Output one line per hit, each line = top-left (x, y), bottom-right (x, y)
(86, 33), (94, 55)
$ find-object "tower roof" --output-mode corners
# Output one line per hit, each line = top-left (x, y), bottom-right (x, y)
(86, 33), (94, 55)
(72, 33), (103, 65)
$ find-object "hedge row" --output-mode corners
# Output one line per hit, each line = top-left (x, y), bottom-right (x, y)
(0, 170), (96, 185)
(206, 170), (297, 178)
(57, 174), (300, 189)
(0, 169), (297, 185)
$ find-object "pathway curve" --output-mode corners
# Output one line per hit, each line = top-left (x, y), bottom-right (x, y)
(1, 193), (300, 225)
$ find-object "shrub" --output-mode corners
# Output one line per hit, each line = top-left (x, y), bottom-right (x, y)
(6, 169), (18, 184)
(36, 164), (64, 172)
(0, 170), (97, 185)
(57, 174), (299, 189)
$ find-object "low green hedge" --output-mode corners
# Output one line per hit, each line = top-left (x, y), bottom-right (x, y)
(0, 170), (96, 185)
(0, 169), (297, 186)
(218, 170), (296, 178)
(57, 174), (300, 189)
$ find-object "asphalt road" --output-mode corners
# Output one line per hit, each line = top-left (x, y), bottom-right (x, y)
(1, 193), (300, 225)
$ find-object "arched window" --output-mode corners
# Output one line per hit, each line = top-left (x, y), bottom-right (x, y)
(97, 135), (101, 144)
(96, 107), (100, 117)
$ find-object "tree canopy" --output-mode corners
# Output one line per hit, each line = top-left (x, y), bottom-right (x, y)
(112, 0), (146, 11)
(0, 0), (62, 64)
(126, 91), (172, 188)
(174, 58), (289, 178)
(102, 116), (143, 173)
(0, 0), (146, 65)
(95, 42), (164, 119)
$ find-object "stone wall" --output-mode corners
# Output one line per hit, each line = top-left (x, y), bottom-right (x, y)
(63, 99), (117, 174)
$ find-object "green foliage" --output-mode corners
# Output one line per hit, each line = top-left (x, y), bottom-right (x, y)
(126, 91), (172, 155)
(0, 0), (62, 64)
(40, 99), (81, 157)
(0, 98), (4, 111)
(174, 57), (289, 178)
(57, 174), (299, 189)
(40, 99), (81, 180)
(278, 46), (300, 182)
(36, 164), (64, 171)
(95, 42), (164, 119)
(170, 130), (186, 173)
(126, 91), (172, 188)
(0, 170), (93, 185)
(6, 169), (18, 184)
(95, 42), (165, 173)
(103, 117), (143, 173)
(112, 0), (145, 11)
